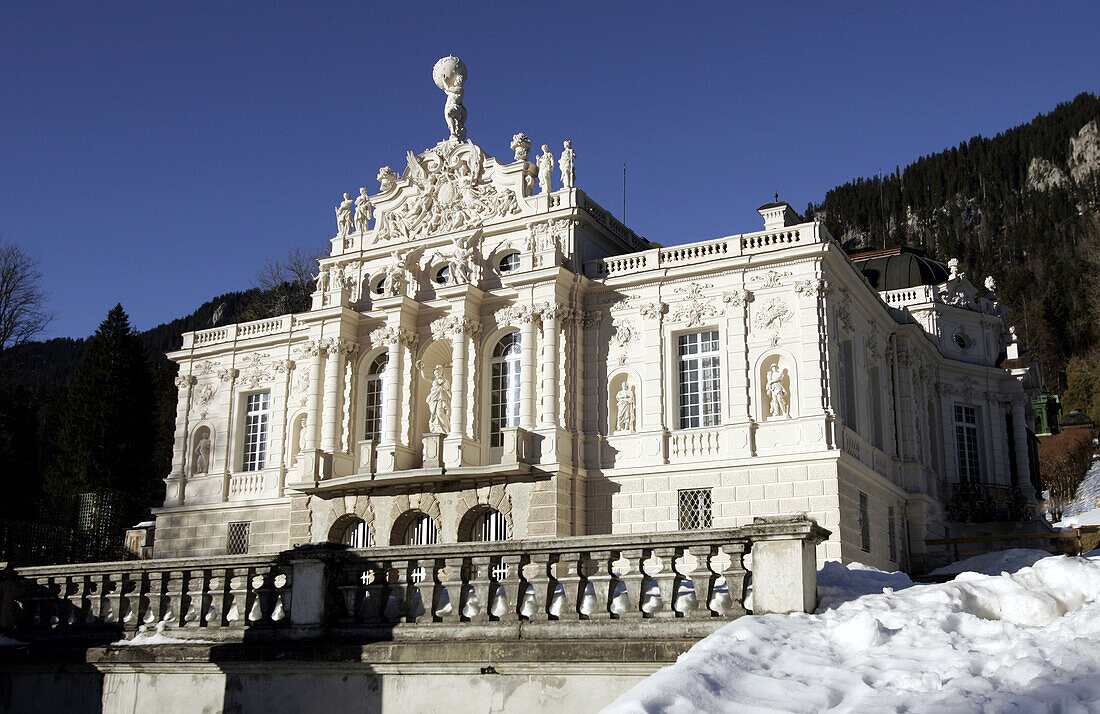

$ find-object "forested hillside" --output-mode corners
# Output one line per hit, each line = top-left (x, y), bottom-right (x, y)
(807, 92), (1100, 406)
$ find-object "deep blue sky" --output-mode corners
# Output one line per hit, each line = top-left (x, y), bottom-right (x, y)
(2, 2), (1098, 340)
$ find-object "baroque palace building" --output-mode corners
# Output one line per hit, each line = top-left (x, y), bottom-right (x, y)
(154, 58), (1041, 570)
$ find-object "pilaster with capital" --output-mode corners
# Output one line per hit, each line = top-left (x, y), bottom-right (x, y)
(515, 306), (540, 430)
(321, 337), (357, 453)
(539, 303), (564, 427)
(1011, 398), (1035, 499)
(270, 358), (296, 486)
(301, 340), (326, 456)
(168, 375), (196, 502)
(370, 326), (418, 450)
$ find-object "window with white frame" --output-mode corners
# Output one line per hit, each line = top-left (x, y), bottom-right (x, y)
(954, 404), (981, 482)
(363, 353), (388, 440)
(490, 332), (522, 447)
(677, 331), (722, 429)
(678, 488), (712, 530)
(242, 392), (270, 472)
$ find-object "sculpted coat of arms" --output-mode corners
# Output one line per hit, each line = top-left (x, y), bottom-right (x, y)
(374, 142), (521, 244)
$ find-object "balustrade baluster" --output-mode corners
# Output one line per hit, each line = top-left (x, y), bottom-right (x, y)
(435, 557), (463, 623)
(361, 563), (387, 622)
(583, 550), (614, 619)
(522, 552), (553, 621)
(684, 545), (718, 618)
(649, 547), (682, 618)
(183, 570), (203, 626)
(553, 552), (584, 621)
(617, 549), (646, 619)
(718, 542), (749, 617)
(465, 555), (492, 623)
(493, 554), (523, 622)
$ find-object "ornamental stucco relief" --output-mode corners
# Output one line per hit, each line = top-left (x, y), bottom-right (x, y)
(670, 282), (718, 327)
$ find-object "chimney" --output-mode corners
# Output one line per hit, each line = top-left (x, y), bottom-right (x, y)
(757, 201), (800, 231)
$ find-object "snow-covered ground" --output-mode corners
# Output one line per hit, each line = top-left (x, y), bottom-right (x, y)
(604, 550), (1100, 713)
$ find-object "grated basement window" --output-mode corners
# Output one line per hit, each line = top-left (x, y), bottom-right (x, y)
(678, 488), (712, 530)
(227, 521), (251, 555)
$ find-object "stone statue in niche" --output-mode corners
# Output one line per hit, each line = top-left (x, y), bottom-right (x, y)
(511, 133), (531, 161)
(766, 364), (790, 418)
(433, 56), (468, 142)
(560, 140), (576, 189)
(537, 145), (555, 194)
(616, 384), (636, 433)
(297, 415), (308, 453)
(314, 267), (329, 293)
(336, 193), (354, 238)
(445, 233), (476, 285)
(193, 433), (211, 475)
(418, 361), (452, 434)
(354, 188), (372, 234)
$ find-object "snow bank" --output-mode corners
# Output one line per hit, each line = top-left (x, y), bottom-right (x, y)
(926, 548), (1053, 577)
(603, 553), (1100, 713)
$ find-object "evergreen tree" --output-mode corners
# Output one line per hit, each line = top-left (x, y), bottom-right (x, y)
(47, 305), (158, 507)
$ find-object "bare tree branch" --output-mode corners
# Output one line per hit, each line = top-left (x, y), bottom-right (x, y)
(0, 236), (53, 351)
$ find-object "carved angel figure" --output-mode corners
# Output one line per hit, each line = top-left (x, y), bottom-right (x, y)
(537, 145), (554, 194)
(384, 252), (407, 297)
(560, 140), (576, 189)
(335, 193), (355, 238)
(766, 364), (790, 418)
(616, 385), (636, 433)
(446, 233), (476, 285)
(511, 133), (531, 161)
(354, 188), (372, 233)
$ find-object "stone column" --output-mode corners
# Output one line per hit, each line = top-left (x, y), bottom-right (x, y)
(303, 341), (325, 453)
(448, 318), (480, 437)
(271, 359), (295, 480)
(519, 307), (539, 430)
(371, 326), (413, 446)
(540, 305), (561, 426)
(321, 338), (350, 453)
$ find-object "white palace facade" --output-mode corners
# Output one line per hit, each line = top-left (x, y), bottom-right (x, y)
(154, 59), (1041, 571)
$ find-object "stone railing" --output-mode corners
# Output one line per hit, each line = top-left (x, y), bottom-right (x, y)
(669, 429), (723, 460)
(0, 554), (292, 641)
(1, 517), (828, 643)
(882, 284), (938, 307)
(584, 223), (822, 279)
(182, 315), (294, 349)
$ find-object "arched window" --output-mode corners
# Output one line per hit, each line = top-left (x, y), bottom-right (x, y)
(498, 252), (520, 273)
(473, 508), (508, 541)
(434, 264), (451, 284)
(332, 516), (371, 548)
(363, 353), (388, 441)
(490, 332), (522, 448)
(403, 513), (439, 546)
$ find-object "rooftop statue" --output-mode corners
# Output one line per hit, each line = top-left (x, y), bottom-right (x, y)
(511, 133), (531, 162)
(537, 145), (554, 194)
(335, 192), (354, 238)
(433, 56), (468, 143)
(560, 140), (576, 189)
(354, 188), (372, 234)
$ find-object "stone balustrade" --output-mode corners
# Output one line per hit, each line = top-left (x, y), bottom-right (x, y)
(0, 517), (827, 643)
(584, 223), (823, 279)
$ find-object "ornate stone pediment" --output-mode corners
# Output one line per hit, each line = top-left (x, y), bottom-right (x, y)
(370, 141), (528, 245)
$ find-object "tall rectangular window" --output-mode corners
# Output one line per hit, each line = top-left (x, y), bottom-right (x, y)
(869, 365), (884, 450)
(242, 392), (270, 472)
(859, 492), (870, 552)
(490, 333), (522, 448)
(841, 339), (858, 433)
(888, 505), (897, 561)
(678, 488), (713, 530)
(678, 331), (721, 429)
(954, 404), (981, 482)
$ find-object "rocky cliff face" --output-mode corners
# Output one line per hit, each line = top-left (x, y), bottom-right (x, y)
(1031, 121), (1100, 190)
